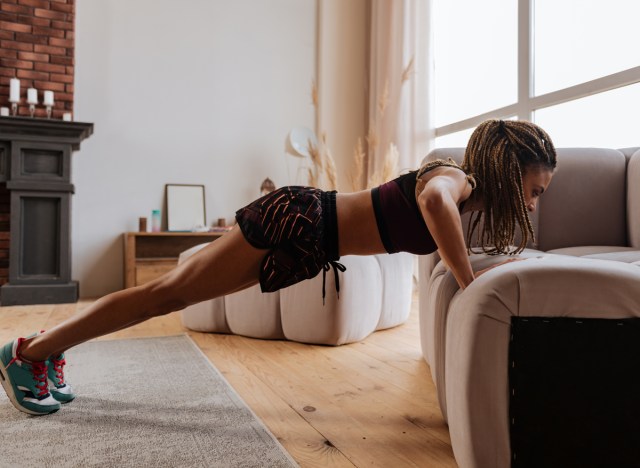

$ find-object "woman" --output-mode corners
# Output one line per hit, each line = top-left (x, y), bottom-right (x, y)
(0, 119), (556, 415)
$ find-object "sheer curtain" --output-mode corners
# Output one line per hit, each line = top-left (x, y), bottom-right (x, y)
(366, 0), (434, 183)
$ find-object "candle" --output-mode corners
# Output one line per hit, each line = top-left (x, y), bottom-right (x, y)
(27, 88), (38, 105)
(0, 107), (8, 117)
(9, 79), (20, 103)
(43, 90), (54, 106)
(62, 112), (72, 121)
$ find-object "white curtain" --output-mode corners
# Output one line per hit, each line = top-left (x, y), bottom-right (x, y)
(366, 0), (434, 183)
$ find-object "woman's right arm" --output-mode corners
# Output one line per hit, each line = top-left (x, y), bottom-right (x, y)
(417, 171), (475, 289)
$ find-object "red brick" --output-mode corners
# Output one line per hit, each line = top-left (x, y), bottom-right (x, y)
(49, 72), (71, 83)
(51, 19), (71, 30)
(48, 36), (71, 48)
(0, 29), (15, 40)
(50, 2), (73, 14)
(0, 57), (33, 69)
(34, 44), (64, 55)
(32, 25), (64, 38)
(34, 7), (66, 20)
(65, 29), (73, 39)
(0, 48), (18, 59)
(1, 3), (33, 15)
(16, 69), (48, 80)
(18, 0), (51, 8)
(50, 54), (72, 65)
(1, 39), (34, 51)
(0, 20), (31, 33)
(18, 14), (50, 27)
(0, 241), (8, 249)
(35, 62), (64, 74)
(18, 50), (48, 62)
(52, 91), (71, 101)
(0, 12), (19, 23)
(15, 32), (48, 44)
(0, 232), (9, 240)
(0, 214), (9, 222)
(64, 82), (72, 92)
(34, 79), (64, 91)
(0, 69), (18, 78)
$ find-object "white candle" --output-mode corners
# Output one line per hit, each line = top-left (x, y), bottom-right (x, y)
(62, 112), (72, 121)
(27, 88), (38, 105)
(43, 90), (54, 106)
(0, 107), (9, 117)
(9, 79), (20, 103)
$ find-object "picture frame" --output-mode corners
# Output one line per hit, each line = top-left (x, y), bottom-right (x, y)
(165, 184), (206, 232)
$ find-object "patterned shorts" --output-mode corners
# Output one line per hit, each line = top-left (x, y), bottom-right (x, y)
(235, 186), (342, 295)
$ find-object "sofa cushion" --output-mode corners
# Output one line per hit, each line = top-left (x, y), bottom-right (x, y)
(581, 250), (640, 264)
(537, 148), (627, 251)
(547, 245), (638, 257)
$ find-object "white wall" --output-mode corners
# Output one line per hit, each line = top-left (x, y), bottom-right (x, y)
(74, 0), (317, 297)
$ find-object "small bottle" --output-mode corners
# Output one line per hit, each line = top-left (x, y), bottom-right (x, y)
(151, 210), (161, 232)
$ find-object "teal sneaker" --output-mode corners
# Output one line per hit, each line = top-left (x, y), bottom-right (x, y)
(47, 353), (76, 403)
(0, 338), (61, 415)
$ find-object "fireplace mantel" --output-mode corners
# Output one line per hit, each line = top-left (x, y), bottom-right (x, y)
(0, 116), (94, 305)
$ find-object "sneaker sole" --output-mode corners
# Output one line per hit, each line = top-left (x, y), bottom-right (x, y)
(0, 358), (59, 416)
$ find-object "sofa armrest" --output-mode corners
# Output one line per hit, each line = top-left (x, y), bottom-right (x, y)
(444, 256), (640, 468)
(628, 149), (640, 248)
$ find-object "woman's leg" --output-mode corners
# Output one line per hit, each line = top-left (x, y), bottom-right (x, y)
(19, 228), (266, 362)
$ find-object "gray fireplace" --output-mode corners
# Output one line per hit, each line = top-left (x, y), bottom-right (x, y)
(0, 117), (93, 305)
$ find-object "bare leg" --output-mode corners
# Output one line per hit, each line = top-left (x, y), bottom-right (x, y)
(19, 228), (266, 362)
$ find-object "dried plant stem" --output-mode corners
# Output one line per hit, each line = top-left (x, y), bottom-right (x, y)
(349, 137), (366, 192)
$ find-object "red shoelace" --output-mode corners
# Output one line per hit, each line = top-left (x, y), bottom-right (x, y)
(50, 356), (66, 385)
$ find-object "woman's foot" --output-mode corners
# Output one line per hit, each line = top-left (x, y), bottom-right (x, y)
(0, 337), (61, 415)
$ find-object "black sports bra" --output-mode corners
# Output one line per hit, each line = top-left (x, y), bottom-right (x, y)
(370, 162), (473, 254)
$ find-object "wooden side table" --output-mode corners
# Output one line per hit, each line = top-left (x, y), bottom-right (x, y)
(123, 231), (227, 288)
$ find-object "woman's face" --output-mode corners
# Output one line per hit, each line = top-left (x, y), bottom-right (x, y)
(522, 166), (554, 213)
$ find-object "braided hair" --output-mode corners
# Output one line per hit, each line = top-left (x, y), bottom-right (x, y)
(418, 120), (557, 255)
(466, 119), (556, 254)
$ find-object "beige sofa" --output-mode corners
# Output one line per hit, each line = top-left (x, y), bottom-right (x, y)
(179, 245), (414, 345)
(418, 147), (640, 467)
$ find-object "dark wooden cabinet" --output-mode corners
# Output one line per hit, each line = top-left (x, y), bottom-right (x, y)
(0, 116), (93, 305)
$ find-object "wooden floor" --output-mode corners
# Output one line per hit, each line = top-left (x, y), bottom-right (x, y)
(0, 293), (457, 467)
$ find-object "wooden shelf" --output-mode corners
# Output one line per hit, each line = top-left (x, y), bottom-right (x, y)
(123, 231), (227, 288)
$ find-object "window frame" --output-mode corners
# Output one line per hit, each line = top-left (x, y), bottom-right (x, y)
(435, 0), (640, 139)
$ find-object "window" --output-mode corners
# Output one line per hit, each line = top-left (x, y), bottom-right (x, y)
(434, 0), (640, 148)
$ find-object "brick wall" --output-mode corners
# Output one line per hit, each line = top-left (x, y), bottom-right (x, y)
(0, 0), (75, 118)
(0, 0), (75, 286)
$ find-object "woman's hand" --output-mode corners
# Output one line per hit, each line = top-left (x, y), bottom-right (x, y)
(474, 258), (525, 278)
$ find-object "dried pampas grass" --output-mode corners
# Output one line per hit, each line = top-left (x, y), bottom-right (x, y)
(349, 137), (366, 192)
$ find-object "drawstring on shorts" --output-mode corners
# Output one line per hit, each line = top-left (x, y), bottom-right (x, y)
(322, 260), (346, 304)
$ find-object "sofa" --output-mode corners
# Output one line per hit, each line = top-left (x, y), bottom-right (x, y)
(418, 147), (640, 467)
(179, 245), (415, 346)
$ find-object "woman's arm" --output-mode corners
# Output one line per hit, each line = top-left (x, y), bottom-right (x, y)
(417, 169), (474, 289)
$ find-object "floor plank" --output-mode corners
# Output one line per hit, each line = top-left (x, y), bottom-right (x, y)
(0, 293), (457, 468)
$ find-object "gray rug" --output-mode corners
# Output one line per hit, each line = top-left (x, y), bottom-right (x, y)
(0, 335), (297, 468)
